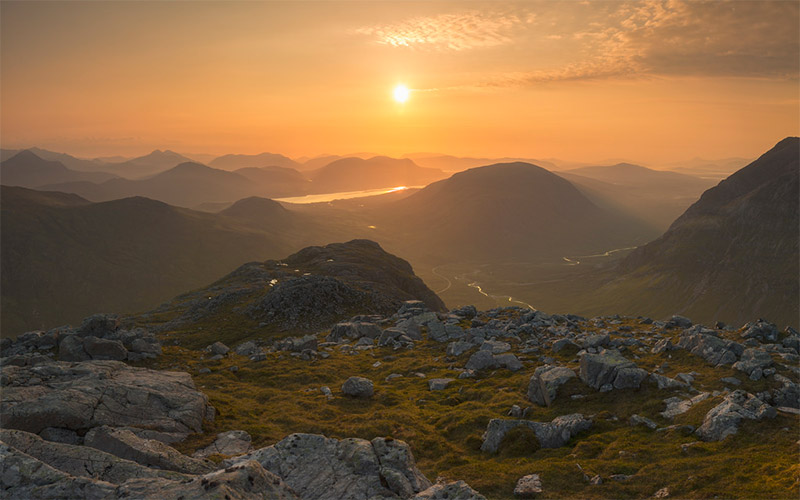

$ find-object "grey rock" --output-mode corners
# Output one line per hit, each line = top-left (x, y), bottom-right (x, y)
(327, 322), (382, 343)
(495, 353), (523, 371)
(696, 390), (776, 441)
(57, 335), (90, 362)
(385, 373), (403, 382)
(480, 340), (511, 354)
(660, 393), (711, 419)
(227, 433), (432, 500)
(208, 341), (230, 355)
(1, 428), (189, 484)
(579, 350), (647, 390)
(0, 360), (212, 438)
(39, 427), (80, 445)
(740, 320), (779, 342)
(649, 373), (687, 390)
(582, 334), (610, 349)
(412, 480), (487, 500)
(428, 378), (455, 391)
(277, 334), (318, 353)
(84, 425), (215, 474)
(233, 341), (259, 356)
(552, 339), (580, 353)
(481, 414), (592, 454)
(76, 314), (120, 337)
(427, 319), (448, 342)
(720, 376), (742, 386)
(194, 430), (253, 458)
(732, 348), (773, 376)
(772, 376), (800, 408)
(83, 337), (128, 361)
(447, 341), (475, 357)
(651, 338), (675, 354)
(677, 332), (744, 366)
(465, 350), (499, 371)
(629, 414), (657, 430)
(667, 315), (692, 328)
(527, 365), (576, 406)
(396, 318), (423, 341)
(514, 474), (543, 498)
(341, 376), (374, 398)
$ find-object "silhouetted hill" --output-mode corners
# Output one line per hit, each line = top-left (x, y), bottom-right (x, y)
(0, 187), (305, 335)
(210, 152), (300, 170)
(140, 239), (445, 342)
(407, 154), (559, 173)
(384, 162), (652, 262)
(309, 156), (446, 192)
(0, 151), (117, 188)
(591, 137), (799, 327)
(106, 149), (194, 177)
(1, 147), (111, 172)
(232, 166), (311, 196)
(557, 163), (716, 231)
(42, 162), (302, 208)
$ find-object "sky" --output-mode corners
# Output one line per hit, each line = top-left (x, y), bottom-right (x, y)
(1, 0), (798, 164)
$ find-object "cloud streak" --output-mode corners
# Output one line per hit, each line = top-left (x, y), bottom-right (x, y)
(355, 11), (534, 51)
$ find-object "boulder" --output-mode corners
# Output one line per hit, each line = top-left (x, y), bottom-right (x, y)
(740, 320), (779, 343)
(677, 332), (744, 366)
(514, 474), (543, 498)
(579, 350), (647, 390)
(57, 335), (90, 362)
(192, 430), (253, 459)
(495, 353), (523, 371)
(76, 313), (120, 337)
(661, 393), (711, 419)
(582, 334), (610, 349)
(480, 340), (511, 354)
(412, 480), (487, 500)
(341, 376), (374, 398)
(667, 315), (692, 328)
(233, 341), (259, 356)
(649, 373), (688, 390)
(428, 378), (455, 391)
(527, 365), (576, 406)
(227, 433), (432, 500)
(82, 337), (128, 361)
(447, 341), (475, 357)
(551, 339), (580, 353)
(629, 414), (657, 430)
(277, 334), (318, 353)
(651, 338), (676, 354)
(84, 425), (215, 474)
(207, 341), (230, 355)
(0, 360), (213, 439)
(772, 375), (800, 409)
(481, 414), (592, 453)
(327, 322), (382, 343)
(696, 390), (776, 441)
(465, 350), (499, 371)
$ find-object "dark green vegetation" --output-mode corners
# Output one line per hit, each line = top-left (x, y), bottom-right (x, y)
(144, 314), (799, 499)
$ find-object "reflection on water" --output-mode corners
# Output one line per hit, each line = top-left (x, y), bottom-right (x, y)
(275, 185), (418, 204)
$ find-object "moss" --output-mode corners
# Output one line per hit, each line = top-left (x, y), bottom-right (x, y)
(498, 425), (540, 457)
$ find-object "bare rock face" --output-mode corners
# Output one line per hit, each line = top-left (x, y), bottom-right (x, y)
(696, 390), (776, 441)
(0, 360), (213, 440)
(0, 429), (189, 484)
(193, 430), (253, 458)
(0, 441), (300, 499)
(481, 414), (592, 454)
(84, 426), (216, 475)
(225, 433), (433, 500)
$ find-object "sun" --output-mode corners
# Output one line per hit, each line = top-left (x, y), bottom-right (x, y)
(393, 84), (410, 103)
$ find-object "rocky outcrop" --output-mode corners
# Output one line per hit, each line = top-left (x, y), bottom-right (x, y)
(696, 390), (776, 441)
(193, 430), (253, 458)
(678, 331), (744, 367)
(514, 474), (543, 498)
(0, 360), (213, 441)
(83, 426), (215, 474)
(481, 414), (592, 454)
(579, 350), (647, 390)
(227, 433), (433, 500)
(527, 365), (577, 406)
(732, 348), (773, 379)
(412, 480), (487, 500)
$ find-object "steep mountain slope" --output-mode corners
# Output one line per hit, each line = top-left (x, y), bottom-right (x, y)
(557, 163), (716, 231)
(210, 152), (300, 170)
(382, 162), (653, 262)
(0, 187), (312, 335)
(139, 239), (445, 344)
(0, 151), (117, 188)
(308, 156), (446, 192)
(590, 137), (799, 327)
(41, 162), (308, 208)
(1, 147), (111, 172)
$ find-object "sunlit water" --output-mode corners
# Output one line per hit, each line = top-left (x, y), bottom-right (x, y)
(275, 185), (419, 204)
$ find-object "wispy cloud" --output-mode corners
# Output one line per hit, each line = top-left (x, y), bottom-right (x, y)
(355, 11), (534, 52)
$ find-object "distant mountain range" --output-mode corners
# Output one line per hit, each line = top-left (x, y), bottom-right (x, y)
(0, 151), (118, 188)
(306, 156), (446, 192)
(585, 137), (799, 327)
(209, 152), (301, 170)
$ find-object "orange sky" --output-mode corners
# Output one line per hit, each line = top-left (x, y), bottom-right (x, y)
(1, 1), (798, 164)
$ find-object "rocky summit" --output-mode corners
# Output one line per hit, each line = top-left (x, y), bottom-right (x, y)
(2, 291), (798, 498)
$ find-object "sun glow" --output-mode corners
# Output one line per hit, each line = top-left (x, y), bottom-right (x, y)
(393, 84), (410, 103)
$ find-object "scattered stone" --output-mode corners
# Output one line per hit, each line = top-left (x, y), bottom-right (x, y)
(428, 378), (455, 391)
(651, 338), (676, 354)
(465, 350), (499, 371)
(720, 376), (741, 386)
(495, 353), (523, 371)
(732, 348), (773, 376)
(667, 315), (692, 328)
(590, 475), (603, 485)
(385, 373), (403, 382)
(649, 373), (687, 390)
(480, 340), (511, 354)
(341, 376), (374, 398)
(207, 341), (230, 356)
(412, 480), (487, 500)
(654, 486), (671, 498)
(233, 341), (259, 356)
(513, 474), (543, 498)
(552, 339), (580, 353)
(527, 365), (577, 406)
(481, 414), (592, 453)
(740, 320), (779, 343)
(661, 393), (711, 419)
(678, 332), (743, 367)
(629, 414), (658, 430)
(447, 341), (475, 357)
